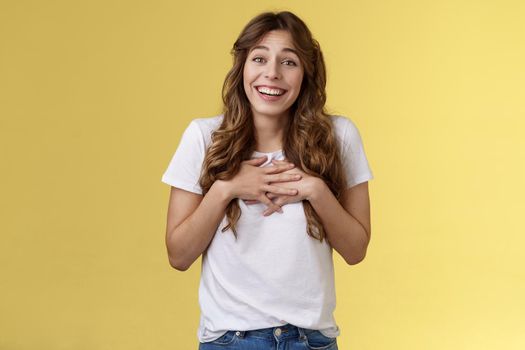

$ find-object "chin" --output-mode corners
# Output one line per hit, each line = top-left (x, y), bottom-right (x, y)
(252, 101), (293, 114)
(253, 107), (289, 117)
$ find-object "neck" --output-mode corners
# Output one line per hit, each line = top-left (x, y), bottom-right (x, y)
(252, 111), (288, 152)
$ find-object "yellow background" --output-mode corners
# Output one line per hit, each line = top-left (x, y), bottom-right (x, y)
(1, 0), (524, 349)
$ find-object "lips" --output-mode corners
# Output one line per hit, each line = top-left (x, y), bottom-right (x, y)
(255, 85), (287, 96)
(255, 85), (288, 102)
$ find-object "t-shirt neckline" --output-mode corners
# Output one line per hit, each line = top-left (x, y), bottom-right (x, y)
(252, 149), (283, 156)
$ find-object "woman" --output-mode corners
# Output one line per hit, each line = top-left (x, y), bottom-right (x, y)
(162, 10), (373, 350)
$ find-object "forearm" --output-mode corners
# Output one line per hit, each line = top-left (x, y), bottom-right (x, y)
(308, 181), (369, 264)
(167, 181), (231, 270)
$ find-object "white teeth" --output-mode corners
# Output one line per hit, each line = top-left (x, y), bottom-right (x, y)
(257, 87), (285, 96)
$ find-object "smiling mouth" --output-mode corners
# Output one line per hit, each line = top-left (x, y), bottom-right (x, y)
(255, 86), (287, 96)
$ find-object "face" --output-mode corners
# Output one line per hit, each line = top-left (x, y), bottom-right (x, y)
(243, 30), (304, 120)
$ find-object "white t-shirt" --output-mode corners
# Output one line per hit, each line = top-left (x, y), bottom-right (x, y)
(161, 114), (374, 343)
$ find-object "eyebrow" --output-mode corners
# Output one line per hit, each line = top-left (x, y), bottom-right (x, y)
(249, 45), (299, 56)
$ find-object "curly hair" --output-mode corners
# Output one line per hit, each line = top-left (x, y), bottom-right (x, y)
(198, 11), (347, 243)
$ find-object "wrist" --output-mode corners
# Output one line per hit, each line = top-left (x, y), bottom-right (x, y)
(212, 179), (233, 203)
(306, 177), (326, 202)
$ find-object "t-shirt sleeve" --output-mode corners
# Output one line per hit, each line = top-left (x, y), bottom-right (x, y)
(161, 120), (205, 195)
(340, 117), (374, 189)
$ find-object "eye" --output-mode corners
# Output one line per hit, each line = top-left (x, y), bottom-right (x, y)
(282, 59), (297, 66)
(252, 56), (265, 63)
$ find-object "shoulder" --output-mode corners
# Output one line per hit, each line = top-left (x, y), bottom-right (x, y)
(329, 114), (359, 132)
(185, 114), (224, 143)
(190, 114), (223, 130)
(328, 114), (361, 144)
(188, 114), (223, 132)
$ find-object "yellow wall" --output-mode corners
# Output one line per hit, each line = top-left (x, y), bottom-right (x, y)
(1, 0), (524, 349)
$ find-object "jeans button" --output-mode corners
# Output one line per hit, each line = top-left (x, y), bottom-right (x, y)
(274, 328), (282, 336)
(235, 331), (240, 336)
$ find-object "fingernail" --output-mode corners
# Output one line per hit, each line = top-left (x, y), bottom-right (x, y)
(278, 208), (283, 214)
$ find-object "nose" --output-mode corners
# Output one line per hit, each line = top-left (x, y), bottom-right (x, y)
(264, 60), (281, 80)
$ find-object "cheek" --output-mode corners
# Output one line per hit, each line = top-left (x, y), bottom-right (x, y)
(243, 63), (256, 79)
(298, 72), (305, 85)
(242, 74), (248, 90)
(291, 71), (304, 88)
(242, 69), (251, 93)
(291, 74), (304, 95)
(243, 69), (255, 90)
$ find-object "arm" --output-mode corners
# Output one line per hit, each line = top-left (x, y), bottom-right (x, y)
(308, 179), (371, 265)
(165, 180), (231, 271)
(165, 157), (296, 271)
(258, 160), (371, 264)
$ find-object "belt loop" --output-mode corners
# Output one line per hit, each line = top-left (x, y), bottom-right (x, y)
(297, 326), (307, 340)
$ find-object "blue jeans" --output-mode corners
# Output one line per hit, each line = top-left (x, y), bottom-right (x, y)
(198, 323), (338, 350)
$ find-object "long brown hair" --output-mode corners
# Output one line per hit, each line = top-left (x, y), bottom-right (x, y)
(199, 11), (347, 243)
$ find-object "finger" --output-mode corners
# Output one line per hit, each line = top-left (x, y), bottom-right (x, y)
(263, 197), (288, 216)
(263, 203), (282, 216)
(271, 159), (303, 172)
(264, 163), (295, 174)
(258, 194), (283, 215)
(266, 192), (277, 199)
(263, 207), (278, 216)
(244, 156), (268, 165)
(271, 159), (292, 165)
(265, 173), (301, 183)
(262, 184), (298, 196)
(272, 197), (287, 208)
(265, 192), (288, 201)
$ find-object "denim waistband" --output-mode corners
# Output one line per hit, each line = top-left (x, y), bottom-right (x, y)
(233, 323), (313, 341)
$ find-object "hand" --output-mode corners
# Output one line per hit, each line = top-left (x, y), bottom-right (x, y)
(244, 159), (323, 216)
(223, 156), (303, 215)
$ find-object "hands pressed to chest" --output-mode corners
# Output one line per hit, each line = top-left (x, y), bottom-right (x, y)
(219, 156), (323, 217)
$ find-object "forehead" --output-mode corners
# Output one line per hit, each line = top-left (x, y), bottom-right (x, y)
(250, 30), (297, 52)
